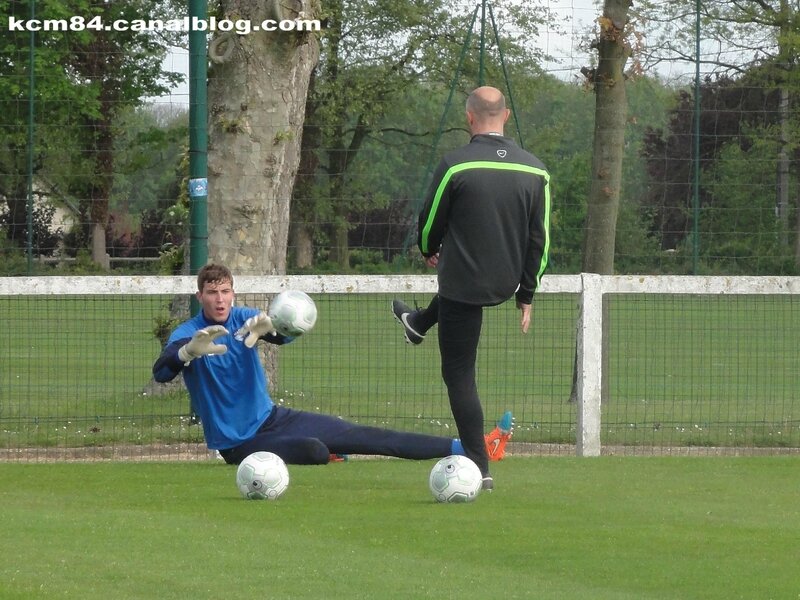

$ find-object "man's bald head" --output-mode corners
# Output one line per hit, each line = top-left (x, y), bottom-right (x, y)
(465, 86), (510, 134)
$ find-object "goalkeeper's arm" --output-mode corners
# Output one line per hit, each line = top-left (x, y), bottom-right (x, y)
(152, 339), (191, 382)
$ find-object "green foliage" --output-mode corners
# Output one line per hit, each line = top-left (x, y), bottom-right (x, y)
(64, 249), (108, 274)
(0, 242), (113, 275)
(700, 134), (797, 274)
(111, 105), (189, 218)
(152, 314), (182, 346)
(0, 0), (186, 262)
(641, 70), (799, 275)
(157, 244), (186, 275)
(0, 238), (45, 276)
(0, 0), (99, 249)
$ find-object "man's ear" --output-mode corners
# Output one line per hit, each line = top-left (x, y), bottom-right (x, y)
(503, 108), (511, 123)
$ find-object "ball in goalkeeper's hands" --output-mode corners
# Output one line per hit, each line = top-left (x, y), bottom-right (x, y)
(268, 290), (317, 337)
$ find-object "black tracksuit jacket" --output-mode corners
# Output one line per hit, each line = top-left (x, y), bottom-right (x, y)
(417, 133), (551, 306)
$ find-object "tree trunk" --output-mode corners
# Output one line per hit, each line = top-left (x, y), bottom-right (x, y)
(292, 222), (314, 268)
(581, 0), (631, 274)
(289, 73), (320, 270)
(330, 221), (350, 269)
(88, 105), (114, 270)
(91, 222), (109, 269)
(207, 0), (319, 277)
(81, 26), (116, 272)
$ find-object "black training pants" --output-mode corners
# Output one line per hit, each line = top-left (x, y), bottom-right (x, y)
(436, 296), (489, 476)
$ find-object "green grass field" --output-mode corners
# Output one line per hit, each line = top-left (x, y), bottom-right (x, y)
(1, 456), (798, 599)
(1, 292), (799, 451)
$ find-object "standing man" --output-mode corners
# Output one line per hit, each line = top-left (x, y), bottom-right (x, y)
(392, 86), (551, 491)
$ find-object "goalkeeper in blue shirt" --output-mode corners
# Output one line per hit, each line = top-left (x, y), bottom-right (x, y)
(153, 263), (511, 467)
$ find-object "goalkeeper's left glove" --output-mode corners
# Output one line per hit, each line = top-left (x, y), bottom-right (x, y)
(234, 312), (276, 348)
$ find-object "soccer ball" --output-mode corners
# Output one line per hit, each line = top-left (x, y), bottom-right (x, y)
(428, 455), (482, 503)
(268, 290), (318, 337)
(236, 451), (290, 500)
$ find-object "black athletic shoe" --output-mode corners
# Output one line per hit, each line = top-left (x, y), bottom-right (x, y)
(481, 476), (494, 492)
(391, 299), (425, 345)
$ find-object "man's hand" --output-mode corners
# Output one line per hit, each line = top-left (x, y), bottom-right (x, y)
(517, 301), (532, 334)
(234, 312), (275, 348)
(425, 252), (439, 268)
(178, 325), (229, 364)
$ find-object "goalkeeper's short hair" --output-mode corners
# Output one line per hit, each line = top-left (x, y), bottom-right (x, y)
(197, 264), (234, 291)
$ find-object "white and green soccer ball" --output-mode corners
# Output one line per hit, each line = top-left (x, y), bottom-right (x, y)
(428, 455), (482, 503)
(268, 290), (318, 337)
(236, 451), (290, 500)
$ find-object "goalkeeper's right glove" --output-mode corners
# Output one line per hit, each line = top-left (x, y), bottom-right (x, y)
(178, 325), (229, 364)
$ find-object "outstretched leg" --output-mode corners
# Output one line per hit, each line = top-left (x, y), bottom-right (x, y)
(227, 406), (455, 464)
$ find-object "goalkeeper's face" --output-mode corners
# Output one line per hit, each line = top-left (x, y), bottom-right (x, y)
(197, 279), (235, 324)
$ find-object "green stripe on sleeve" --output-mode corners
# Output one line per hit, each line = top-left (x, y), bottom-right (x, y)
(535, 174), (552, 289)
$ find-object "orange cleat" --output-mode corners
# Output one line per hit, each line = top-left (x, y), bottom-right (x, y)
(485, 411), (514, 461)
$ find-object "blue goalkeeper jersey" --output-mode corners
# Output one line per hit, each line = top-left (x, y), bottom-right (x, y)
(154, 306), (290, 450)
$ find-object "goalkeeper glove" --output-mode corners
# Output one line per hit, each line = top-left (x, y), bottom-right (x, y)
(234, 312), (275, 348)
(177, 325), (229, 364)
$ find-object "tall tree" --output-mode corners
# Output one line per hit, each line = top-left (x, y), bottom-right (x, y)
(580, 0), (634, 274)
(206, 0), (320, 275)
